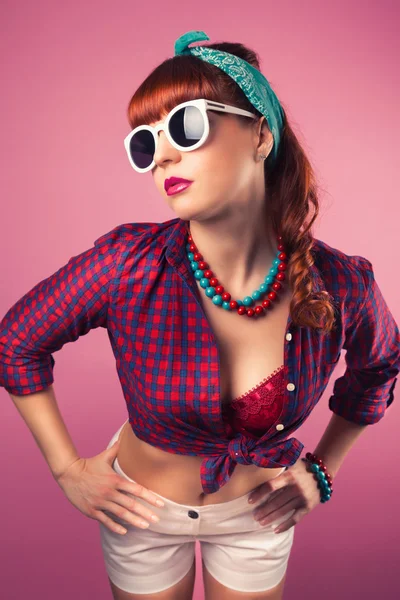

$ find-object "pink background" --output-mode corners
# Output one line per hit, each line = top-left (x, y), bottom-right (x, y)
(1, 1), (399, 598)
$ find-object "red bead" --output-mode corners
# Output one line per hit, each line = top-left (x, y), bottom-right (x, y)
(186, 230), (290, 323)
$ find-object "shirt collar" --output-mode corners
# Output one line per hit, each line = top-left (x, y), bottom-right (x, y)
(156, 217), (326, 294)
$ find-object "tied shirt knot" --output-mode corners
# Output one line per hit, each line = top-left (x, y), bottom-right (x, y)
(227, 436), (254, 465)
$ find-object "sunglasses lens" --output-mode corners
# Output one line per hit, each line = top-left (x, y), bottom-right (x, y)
(128, 129), (155, 169)
(128, 105), (206, 170)
(169, 105), (205, 147)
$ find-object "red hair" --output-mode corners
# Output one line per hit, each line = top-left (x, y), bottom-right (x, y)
(126, 41), (336, 334)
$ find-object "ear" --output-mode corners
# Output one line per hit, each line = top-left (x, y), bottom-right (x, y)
(254, 115), (274, 157)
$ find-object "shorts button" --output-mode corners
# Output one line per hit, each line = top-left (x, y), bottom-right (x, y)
(188, 510), (199, 519)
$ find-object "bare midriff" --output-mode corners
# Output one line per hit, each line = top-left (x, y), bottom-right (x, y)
(116, 421), (285, 505)
(116, 278), (294, 507)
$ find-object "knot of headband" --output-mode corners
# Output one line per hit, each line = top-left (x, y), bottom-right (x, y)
(174, 30), (284, 164)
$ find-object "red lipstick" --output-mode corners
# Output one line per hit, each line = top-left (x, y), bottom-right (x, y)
(164, 176), (194, 194)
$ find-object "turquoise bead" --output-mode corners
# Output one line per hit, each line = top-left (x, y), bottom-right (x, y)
(184, 234), (286, 314)
(212, 295), (223, 306)
(205, 287), (215, 297)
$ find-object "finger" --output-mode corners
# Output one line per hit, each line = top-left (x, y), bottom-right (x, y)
(118, 478), (165, 508)
(248, 484), (273, 504)
(249, 473), (287, 504)
(255, 497), (297, 524)
(101, 500), (153, 529)
(273, 507), (307, 533)
(93, 508), (128, 535)
(253, 489), (291, 520)
(111, 490), (161, 524)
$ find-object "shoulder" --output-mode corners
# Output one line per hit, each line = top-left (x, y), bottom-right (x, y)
(311, 237), (374, 305)
(93, 218), (176, 256)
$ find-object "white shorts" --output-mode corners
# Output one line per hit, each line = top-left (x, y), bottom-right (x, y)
(98, 421), (296, 594)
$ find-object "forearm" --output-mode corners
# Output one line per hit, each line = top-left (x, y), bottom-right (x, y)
(8, 384), (80, 480)
(311, 412), (368, 478)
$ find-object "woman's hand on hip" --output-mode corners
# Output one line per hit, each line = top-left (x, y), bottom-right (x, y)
(248, 458), (322, 533)
(54, 439), (164, 535)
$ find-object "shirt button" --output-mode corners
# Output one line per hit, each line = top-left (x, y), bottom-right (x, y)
(276, 423), (284, 431)
(287, 383), (295, 391)
(235, 452), (239, 456)
(286, 333), (292, 341)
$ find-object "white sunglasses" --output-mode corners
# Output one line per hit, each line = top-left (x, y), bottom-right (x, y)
(123, 98), (256, 173)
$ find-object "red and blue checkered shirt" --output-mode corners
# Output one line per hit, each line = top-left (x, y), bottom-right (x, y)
(1, 218), (399, 493)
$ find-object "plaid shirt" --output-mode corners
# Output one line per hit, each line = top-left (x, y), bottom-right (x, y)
(1, 217), (399, 493)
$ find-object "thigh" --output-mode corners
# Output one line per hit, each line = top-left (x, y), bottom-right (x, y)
(200, 507), (296, 595)
(99, 518), (197, 595)
(108, 558), (196, 600)
(202, 560), (287, 600)
(99, 424), (198, 595)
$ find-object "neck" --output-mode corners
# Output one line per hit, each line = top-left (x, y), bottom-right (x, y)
(188, 210), (278, 299)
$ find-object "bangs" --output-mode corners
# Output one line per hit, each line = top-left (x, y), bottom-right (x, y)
(126, 55), (238, 130)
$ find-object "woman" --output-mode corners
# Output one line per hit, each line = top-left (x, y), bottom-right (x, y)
(1, 30), (399, 600)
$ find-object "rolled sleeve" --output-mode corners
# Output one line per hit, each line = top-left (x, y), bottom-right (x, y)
(0, 230), (122, 396)
(328, 257), (400, 424)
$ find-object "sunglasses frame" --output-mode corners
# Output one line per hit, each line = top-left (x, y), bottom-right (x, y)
(123, 98), (257, 173)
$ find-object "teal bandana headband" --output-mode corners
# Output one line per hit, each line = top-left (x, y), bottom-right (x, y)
(174, 30), (285, 164)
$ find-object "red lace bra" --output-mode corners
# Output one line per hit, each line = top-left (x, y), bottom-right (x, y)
(221, 365), (285, 439)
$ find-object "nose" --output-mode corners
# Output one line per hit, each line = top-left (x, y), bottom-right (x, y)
(153, 130), (181, 168)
